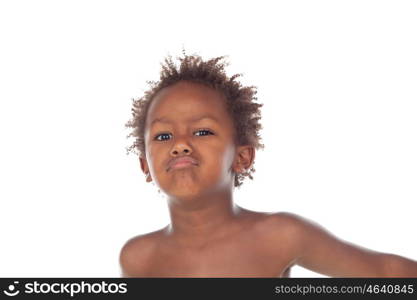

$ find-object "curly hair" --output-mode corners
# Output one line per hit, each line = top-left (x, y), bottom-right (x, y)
(125, 52), (264, 187)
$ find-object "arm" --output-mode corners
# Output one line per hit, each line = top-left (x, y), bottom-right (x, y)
(119, 234), (155, 277)
(275, 213), (417, 277)
(382, 254), (417, 277)
(119, 239), (140, 277)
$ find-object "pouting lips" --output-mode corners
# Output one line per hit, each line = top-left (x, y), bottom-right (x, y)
(167, 156), (198, 171)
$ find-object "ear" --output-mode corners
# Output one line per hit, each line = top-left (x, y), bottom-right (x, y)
(232, 145), (255, 174)
(139, 155), (153, 183)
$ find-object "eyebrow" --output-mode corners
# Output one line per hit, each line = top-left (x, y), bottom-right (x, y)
(150, 115), (220, 126)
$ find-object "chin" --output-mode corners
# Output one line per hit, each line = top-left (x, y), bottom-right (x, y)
(157, 172), (225, 201)
(166, 185), (202, 200)
(163, 182), (218, 203)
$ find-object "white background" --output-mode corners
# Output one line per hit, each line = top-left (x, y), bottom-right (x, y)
(0, 0), (416, 277)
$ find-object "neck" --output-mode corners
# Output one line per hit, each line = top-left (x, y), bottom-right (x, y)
(165, 188), (243, 244)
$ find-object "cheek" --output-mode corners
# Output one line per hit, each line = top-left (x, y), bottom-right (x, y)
(203, 143), (236, 176)
(220, 144), (236, 173)
(146, 144), (166, 175)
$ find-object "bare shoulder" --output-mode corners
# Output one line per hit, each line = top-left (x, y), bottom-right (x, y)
(252, 211), (315, 239)
(119, 227), (166, 277)
(262, 212), (417, 277)
(255, 211), (347, 255)
(255, 211), (392, 277)
(239, 211), (309, 256)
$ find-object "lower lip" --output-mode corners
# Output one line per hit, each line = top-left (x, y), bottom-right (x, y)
(170, 161), (196, 170)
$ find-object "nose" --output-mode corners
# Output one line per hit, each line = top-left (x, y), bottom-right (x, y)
(170, 138), (193, 156)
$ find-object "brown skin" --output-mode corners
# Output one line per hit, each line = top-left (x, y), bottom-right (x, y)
(120, 81), (417, 277)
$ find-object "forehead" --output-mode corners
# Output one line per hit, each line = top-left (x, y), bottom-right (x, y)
(147, 81), (230, 124)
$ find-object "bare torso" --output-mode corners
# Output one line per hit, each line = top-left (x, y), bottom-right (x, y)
(121, 210), (298, 277)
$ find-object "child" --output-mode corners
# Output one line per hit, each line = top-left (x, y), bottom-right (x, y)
(121, 53), (417, 277)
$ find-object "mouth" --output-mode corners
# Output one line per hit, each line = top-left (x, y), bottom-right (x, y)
(167, 156), (199, 171)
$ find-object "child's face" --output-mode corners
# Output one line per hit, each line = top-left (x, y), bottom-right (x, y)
(140, 81), (246, 201)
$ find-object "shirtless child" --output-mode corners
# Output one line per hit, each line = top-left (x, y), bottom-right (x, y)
(121, 53), (417, 277)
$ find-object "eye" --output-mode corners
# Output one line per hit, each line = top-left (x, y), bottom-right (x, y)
(153, 130), (214, 141)
(154, 133), (172, 141)
(195, 129), (214, 136)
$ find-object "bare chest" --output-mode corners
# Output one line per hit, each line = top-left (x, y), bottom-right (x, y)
(144, 234), (294, 277)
